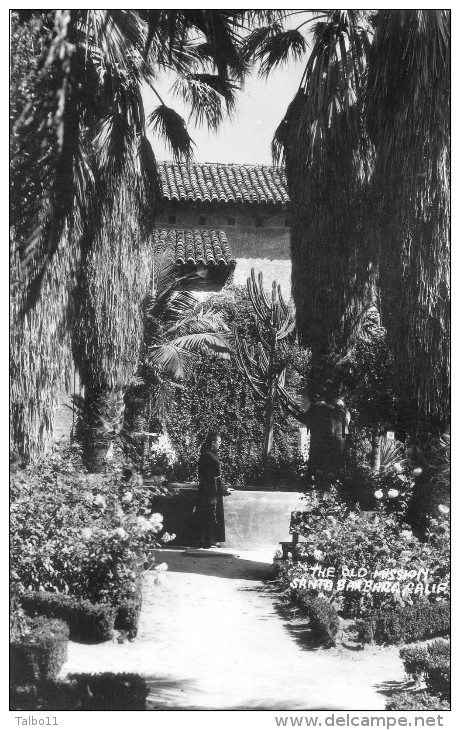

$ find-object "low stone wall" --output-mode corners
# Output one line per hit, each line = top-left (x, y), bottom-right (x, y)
(149, 484), (306, 549)
(222, 489), (305, 548)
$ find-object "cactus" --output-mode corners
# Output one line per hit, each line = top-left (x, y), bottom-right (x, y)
(234, 269), (297, 463)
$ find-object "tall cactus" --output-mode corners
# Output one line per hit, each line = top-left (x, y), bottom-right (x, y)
(234, 269), (295, 463)
(235, 269), (350, 483)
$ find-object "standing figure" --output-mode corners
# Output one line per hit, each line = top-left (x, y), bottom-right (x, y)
(197, 431), (231, 548)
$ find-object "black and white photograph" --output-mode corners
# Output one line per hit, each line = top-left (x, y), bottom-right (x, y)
(9, 5), (451, 724)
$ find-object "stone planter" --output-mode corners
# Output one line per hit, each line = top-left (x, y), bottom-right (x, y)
(150, 484), (306, 549)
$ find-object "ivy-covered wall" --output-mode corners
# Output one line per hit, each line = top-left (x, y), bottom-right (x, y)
(163, 285), (309, 487)
(165, 353), (302, 486)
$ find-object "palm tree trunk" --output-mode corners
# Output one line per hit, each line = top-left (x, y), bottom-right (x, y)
(80, 385), (125, 472)
(371, 431), (381, 473)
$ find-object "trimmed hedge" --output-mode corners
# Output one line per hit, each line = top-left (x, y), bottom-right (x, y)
(424, 640), (450, 700)
(400, 643), (429, 680)
(386, 690), (450, 711)
(67, 672), (149, 710)
(114, 599), (142, 640)
(357, 601), (450, 645)
(20, 591), (116, 644)
(291, 588), (340, 647)
(399, 639), (450, 700)
(10, 673), (149, 711)
(10, 617), (68, 685)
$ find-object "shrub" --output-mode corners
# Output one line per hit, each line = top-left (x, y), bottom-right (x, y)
(425, 640), (450, 700)
(386, 690), (450, 711)
(400, 644), (429, 680)
(67, 672), (149, 710)
(385, 640), (450, 711)
(10, 617), (68, 685)
(399, 639), (450, 699)
(10, 673), (149, 711)
(10, 442), (163, 605)
(291, 487), (450, 617)
(358, 601), (450, 645)
(291, 588), (340, 647)
(20, 590), (116, 644)
(114, 599), (142, 640)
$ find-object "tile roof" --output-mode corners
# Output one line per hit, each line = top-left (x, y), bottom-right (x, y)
(152, 229), (236, 269)
(157, 162), (289, 206)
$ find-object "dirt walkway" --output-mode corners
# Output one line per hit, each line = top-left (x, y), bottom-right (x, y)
(61, 548), (406, 710)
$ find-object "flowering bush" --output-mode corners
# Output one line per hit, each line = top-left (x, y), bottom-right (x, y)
(148, 435), (177, 475)
(10, 442), (172, 606)
(287, 488), (450, 617)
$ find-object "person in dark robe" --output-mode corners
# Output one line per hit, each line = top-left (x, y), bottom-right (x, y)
(197, 431), (231, 548)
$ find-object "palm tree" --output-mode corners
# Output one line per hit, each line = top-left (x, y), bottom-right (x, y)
(366, 11), (450, 427)
(10, 10), (249, 463)
(12, 10), (248, 303)
(123, 246), (231, 470)
(255, 9), (449, 429)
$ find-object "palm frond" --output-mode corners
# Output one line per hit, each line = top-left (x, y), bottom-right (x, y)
(149, 344), (196, 381)
(172, 73), (238, 130)
(159, 290), (200, 324)
(165, 309), (230, 337)
(168, 332), (231, 359)
(84, 10), (147, 73)
(242, 22), (284, 61)
(379, 436), (405, 473)
(257, 29), (309, 77)
(148, 104), (194, 161)
(178, 10), (246, 80)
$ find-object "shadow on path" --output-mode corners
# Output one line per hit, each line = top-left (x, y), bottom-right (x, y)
(374, 679), (415, 697)
(152, 549), (273, 581)
(240, 580), (326, 652)
(144, 674), (343, 711)
(145, 675), (200, 710)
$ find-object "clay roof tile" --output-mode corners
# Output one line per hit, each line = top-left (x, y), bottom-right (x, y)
(157, 162), (289, 205)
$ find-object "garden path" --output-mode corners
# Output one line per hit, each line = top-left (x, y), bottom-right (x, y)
(60, 548), (406, 710)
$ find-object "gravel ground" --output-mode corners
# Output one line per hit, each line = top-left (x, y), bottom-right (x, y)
(60, 548), (406, 710)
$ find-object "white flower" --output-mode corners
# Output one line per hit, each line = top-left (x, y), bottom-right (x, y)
(438, 504), (450, 514)
(161, 532), (176, 543)
(155, 562), (168, 572)
(112, 527), (128, 540)
(393, 462), (403, 473)
(81, 528), (92, 541)
(93, 494), (106, 509)
(397, 474), (407, 482)
(374, 490), (383, 499)
(122, 491), (133, 503)
(400, 529), (413, 541)
(321, 529), (332, 541)
(136, 516), (150, 531)
(149, 513), (164, 532)
(313, 549), (324, 562)
(388, 489), (399, 499)
(412, 467), (422, 477)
